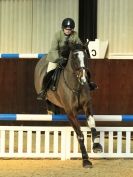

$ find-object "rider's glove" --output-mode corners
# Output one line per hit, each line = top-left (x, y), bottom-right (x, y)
(57, 57), (67, 67)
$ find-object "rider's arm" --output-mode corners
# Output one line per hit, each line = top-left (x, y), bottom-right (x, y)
(46, 31), (60, 63)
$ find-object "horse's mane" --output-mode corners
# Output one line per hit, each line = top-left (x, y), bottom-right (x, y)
(70, 43), (84, 51)
(70, 43), (90, 58)
(60, 43), (85, 58)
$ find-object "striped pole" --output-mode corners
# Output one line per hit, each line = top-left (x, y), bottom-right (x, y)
(0, 114), (133, 122)
(0, 53), (46, 59)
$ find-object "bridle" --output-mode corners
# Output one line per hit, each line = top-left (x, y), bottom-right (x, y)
(71, 50), (89, 85)
(63, 49), (89, 92)
(62, 48), (89, 108)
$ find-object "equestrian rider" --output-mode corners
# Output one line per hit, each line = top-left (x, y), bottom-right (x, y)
(37, 18), (97, 100)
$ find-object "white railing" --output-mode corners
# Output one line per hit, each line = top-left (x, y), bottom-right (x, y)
(0, 126), (132, 160)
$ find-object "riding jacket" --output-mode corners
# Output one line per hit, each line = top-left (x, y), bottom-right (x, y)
(46, 30), (81, 63)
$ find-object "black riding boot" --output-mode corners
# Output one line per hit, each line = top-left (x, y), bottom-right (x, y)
(89, 82), (98, 91)
(50, 67), (62, 91)
(37, 70), (55, 100)
(37, 89), (47, 100)
(87, 72), (98, 91)
(49, 57), (67, 91)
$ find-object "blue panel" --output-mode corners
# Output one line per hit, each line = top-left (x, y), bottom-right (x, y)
(1, 54), (19, 58)
(0, 114), (16, 120)
(52, 114), (86, 121)
(38, 54), (46, 59)
(77, 115), (86, 120)
(52, 115), (68, 121)
(122, 115), (133, 122)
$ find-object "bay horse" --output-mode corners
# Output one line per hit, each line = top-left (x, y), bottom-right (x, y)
(34, 43), (102, 168)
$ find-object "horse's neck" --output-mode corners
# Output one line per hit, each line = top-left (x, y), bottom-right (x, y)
(65, 55), (75, 76)
(63, 58), (79, 87)
(65, 58), (72, 72)
(65, 52), (73, 71)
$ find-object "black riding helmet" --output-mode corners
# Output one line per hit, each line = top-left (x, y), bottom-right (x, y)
(62, 18), (75, 29)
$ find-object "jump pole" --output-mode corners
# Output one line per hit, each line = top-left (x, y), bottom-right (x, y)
(0, 53), (46, 58)
(0, 114), (133, 122)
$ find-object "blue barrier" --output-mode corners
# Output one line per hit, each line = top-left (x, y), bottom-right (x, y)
(0, 53), (46, 59)
(122, 115), (133, 122)
(1, 54), (19, 58)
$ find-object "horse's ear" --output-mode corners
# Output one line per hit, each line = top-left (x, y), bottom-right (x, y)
(83, 40), (91, 58)
(83, 39), (89, 49)
(82, 45), (87, 50)
(84, 39), (89, 47)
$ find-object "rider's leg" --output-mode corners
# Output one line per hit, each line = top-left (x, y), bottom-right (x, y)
(87, 71), (98, 91)
(37, 70), (55, 100)
(50, 58), (67, 91)
(50, 67), (62, 91)
(37, 62), (57, 100)
(37, 59), (66, 100)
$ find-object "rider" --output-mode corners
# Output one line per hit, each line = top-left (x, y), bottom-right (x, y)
(37, 18), (97, 100)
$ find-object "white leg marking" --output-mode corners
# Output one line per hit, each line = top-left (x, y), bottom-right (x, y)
(87, 115), (96, 128)
(77, 51), (87, 83)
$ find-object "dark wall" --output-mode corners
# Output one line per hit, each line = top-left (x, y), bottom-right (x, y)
(79, 0), (97, 42)
(0, 59), (133, 115)
(0, 59), (46, 114)
(90, 59), (133, 114)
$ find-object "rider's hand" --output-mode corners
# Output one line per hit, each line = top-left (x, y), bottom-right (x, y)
(58, 57), (67, 67)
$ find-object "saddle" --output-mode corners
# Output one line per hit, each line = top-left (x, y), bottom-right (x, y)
(50, 58), (67, 91)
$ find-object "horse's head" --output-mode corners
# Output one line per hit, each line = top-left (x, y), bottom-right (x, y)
(69, 43), (89, 85)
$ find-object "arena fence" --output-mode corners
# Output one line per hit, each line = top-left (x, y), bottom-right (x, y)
(0, 126), (133, 160)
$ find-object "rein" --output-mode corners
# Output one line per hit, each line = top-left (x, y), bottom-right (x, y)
(63, 68), (81, 108)
(72, 66), (89, 75)
(63, 69), (81, 94)
(61, 45), (89, 108)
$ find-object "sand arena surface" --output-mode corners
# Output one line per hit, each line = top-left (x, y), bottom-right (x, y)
(0, 159), (133, 177)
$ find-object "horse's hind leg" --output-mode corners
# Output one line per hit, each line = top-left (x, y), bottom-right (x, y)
(68, 114), (92, 168)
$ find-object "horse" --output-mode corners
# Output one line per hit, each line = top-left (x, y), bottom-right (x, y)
(34, 43), (102, 168)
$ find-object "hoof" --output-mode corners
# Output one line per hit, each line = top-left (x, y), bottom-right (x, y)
(93, 143), (103, 153)
(83, 159), (93, 168)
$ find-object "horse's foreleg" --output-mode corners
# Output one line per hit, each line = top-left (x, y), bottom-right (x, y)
(68, 114), (92, 168)
(87, 115), (103, 153)
(83, 101), (99, 142)
(84, 102), (103, 153)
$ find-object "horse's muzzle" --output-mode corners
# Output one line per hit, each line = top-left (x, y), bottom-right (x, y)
(79, 76), (87, 85)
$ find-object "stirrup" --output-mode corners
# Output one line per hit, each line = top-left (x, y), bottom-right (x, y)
(37, 90), (46, 100)
(51, 86), (56, 91)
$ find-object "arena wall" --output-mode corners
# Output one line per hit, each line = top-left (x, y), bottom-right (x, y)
(0, 59), (133, 115)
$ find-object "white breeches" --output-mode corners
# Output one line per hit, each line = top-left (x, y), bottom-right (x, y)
(47, 62), (57, 73)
